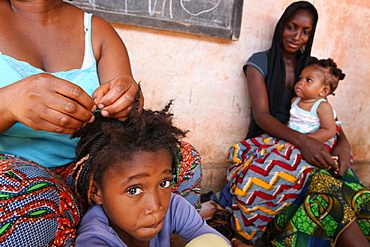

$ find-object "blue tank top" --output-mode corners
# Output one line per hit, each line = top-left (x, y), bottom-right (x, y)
(0, 13), (100, 168)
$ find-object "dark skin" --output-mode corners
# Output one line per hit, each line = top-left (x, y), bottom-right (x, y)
(231, 239), (253, 247)
(0, 0), (143, 134)
(247, 9), (351, 173)
(242, 8), (368, 247)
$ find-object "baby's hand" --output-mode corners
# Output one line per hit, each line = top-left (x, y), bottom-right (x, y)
(284, 142), (295, 149)
(329, 156), (340, 175)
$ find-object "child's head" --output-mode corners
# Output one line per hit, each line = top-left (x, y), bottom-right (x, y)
(294, 58), (345, 99)
(72, 99), (187, 243)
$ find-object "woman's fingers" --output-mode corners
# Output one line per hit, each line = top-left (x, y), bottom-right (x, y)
(7, 74), (95, 133)
(93, 74), (143, 120)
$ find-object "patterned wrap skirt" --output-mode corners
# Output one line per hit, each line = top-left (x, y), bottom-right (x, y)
(0, 141), (202, 246)
(269, 168), (370, 247)
(227, 133), (370, 246)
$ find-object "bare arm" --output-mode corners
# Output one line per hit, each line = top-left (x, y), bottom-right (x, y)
(91, 16), (143, 120)
(247, 66), (335, 169)
(307, 101), (336, 142)
(0, 86), (16, 133)
(0, 117), (16, 134)
(247, 67), (299, 140)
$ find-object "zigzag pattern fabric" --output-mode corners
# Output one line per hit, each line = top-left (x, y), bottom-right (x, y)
(226, 134), (337, 243)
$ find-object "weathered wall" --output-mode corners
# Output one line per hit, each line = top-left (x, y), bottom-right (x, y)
(111, 0), (370, 191)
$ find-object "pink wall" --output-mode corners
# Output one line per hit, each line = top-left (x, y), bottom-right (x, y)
(112, 0), (370, 191)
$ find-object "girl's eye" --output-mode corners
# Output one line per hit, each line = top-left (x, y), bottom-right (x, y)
(127, 187), (143, 196)
(307, 78), (312, 83)
(160, 180), (171, 189)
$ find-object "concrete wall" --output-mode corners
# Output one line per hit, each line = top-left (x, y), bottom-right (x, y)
(111, 0), (370, 192)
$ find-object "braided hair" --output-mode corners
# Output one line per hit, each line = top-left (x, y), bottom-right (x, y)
(308, 58), (345, 95)
(72, 89), (188, 205)
(247, 1), (319, 138)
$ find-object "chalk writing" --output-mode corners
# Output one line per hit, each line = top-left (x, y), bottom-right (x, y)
(68, 0), (243, 40)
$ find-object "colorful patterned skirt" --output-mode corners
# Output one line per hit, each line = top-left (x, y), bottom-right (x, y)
(227, 134), (370, 246)
(0, 141), (202, 246)
(268, 168), (370, 247)
(0, 154), (79, 247)
(226, 134), (332, 243)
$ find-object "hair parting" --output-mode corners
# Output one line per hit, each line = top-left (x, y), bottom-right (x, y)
(308, 58), (345, 95)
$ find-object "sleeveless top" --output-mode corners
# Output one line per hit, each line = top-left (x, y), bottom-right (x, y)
(0, 13), (100, 168)
(287, 97), (336, 134)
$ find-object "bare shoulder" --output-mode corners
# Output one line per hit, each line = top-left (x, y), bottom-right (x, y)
(90, 14), (129, 64)
(317, 100), (334, 115)
(91, 14), (119, 38)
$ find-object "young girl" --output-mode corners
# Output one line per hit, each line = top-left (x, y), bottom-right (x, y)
(72, 98), (231, 247)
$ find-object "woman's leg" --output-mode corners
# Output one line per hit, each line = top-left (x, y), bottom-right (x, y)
(269, 169), (370, 247)
(0, 154), (80, 247)
(336, 221), (370, 247)
(226, 135), (315, 244)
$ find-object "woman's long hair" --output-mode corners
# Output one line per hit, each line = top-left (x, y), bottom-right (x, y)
(247, 1), (318, 138)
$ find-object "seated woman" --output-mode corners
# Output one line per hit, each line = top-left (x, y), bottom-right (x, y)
(207, 2), (370, 247)
(227, 58), (370, 246)
(0, 1), (201, 246)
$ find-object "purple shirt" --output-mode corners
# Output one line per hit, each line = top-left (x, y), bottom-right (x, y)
(75, 193), (231, 247)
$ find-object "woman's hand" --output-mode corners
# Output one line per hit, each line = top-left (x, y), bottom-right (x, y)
(1, 73), (95, 134)
(295, 134), (336, 170)
(92, 74), (144, 121)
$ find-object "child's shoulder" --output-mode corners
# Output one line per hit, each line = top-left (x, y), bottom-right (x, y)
(167, 193), (203, 226)
(290, 96), (299, 105)
(316, 99), (333, 113)
(76, 205), (125, 246)
(169, 193), (195, 211)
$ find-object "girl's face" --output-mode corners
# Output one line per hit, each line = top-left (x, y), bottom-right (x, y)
(282, 9), (314, 54)
(294, 65), (329, 100)
(91, 149), (173, 245)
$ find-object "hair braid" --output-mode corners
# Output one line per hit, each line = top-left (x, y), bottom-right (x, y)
(71, 87), (187, 206)
(308, 58), (345, 95)
(72, 132), (109, 204)
(72, 154), (89, 200)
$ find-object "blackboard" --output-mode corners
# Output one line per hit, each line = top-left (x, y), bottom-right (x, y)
(67, 0), (244, 40)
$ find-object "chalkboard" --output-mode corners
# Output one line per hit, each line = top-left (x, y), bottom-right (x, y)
(67, 0), (243, 40)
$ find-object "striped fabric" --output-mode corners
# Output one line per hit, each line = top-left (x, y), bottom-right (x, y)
(226, 134), (337, 243)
